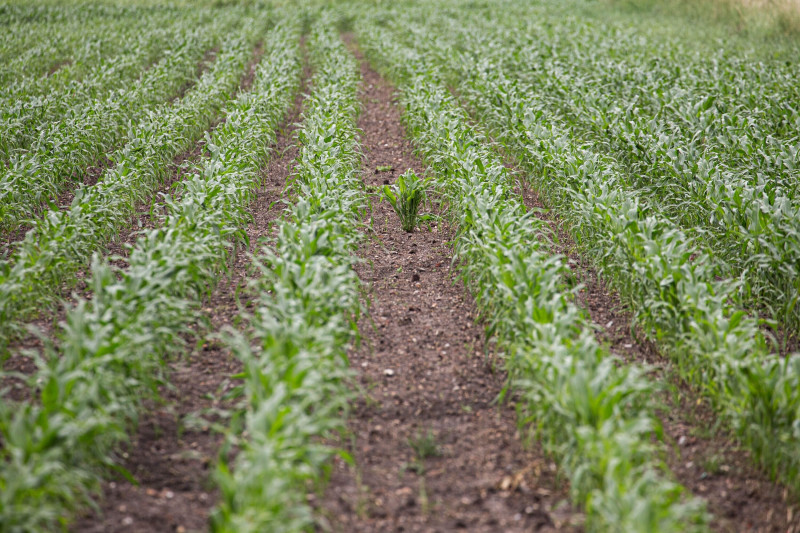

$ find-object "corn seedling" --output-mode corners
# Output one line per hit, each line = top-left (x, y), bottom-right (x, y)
(381, 169), (429, 232)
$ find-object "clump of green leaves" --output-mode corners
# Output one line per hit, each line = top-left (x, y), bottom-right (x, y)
(409, 429), (442, 462)
(381, 169), (429, 232)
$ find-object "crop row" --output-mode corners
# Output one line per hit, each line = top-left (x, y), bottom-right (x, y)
(0, 14), (148, 85)
(0, 19), (259, 343)
(373, 7), (800, 496)
(394, 1), (800, 333)
(0, 17), (298, 532)
(356, 20), (709, 532)
(0, 14), (209, 162)
(211, 17), (365, 532)
(0, 16), (228, 230)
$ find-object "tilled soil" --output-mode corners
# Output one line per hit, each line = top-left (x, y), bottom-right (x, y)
(516, 182), (800, 533)
(317, 40), (583, 532)
(70, 59), (309, 533)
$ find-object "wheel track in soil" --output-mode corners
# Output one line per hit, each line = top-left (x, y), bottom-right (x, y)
(70, 48), (311, 533)
(318, 39), (583, 533)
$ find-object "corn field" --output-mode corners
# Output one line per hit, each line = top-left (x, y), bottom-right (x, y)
(0, 0), (798, 531)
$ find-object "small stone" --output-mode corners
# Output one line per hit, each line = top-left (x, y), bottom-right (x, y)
(384, 369), (395, 376)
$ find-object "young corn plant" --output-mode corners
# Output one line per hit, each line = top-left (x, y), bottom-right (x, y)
(381, 169), (429, 232)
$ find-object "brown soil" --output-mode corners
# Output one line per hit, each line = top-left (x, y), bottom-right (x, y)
(71, 51), (309, 533)
(515, 181), (800, 532)
(317, 38), (583, 533)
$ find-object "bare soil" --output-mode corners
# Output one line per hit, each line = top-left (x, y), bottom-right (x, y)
(317, 38), (583, 533)
(46, 58), (72, 77)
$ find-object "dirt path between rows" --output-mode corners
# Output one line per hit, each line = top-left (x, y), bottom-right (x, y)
(71, 55), (310, 533)
(317, 40), (582, 533)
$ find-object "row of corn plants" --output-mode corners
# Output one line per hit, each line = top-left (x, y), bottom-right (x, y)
(389, 1), (800, 333)
(373, 7), (800, 498)
(1, 14), (156, 96)
(382, 3), (800, 335)
(0, 11), (148, 85)
(0, 20), (300, 532)
(0, 21), (261, 344)
(355, 21), (709, 532)
(0, 15), (201, 162)
(0, 16), (230, 230)
(211, 18), (365, 532)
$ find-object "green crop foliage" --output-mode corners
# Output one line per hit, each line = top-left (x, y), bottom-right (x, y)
(0, 10), (210, 164)
(0, 9), (249, 231)
(0, 21), (261, 345)
(355, 19), (709, 532)
(359, 0), (800, 502)
(381, 169), (428, 232)
(210, 14), (365, 532)
(364, 0), (800, 500)
(0, 16), (300, 531)
(378, 0), (800, 333)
